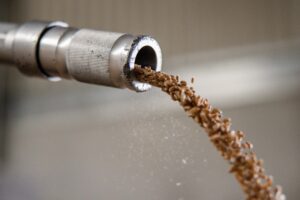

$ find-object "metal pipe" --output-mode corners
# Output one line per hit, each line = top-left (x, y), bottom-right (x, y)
(0, 21), (162, 92)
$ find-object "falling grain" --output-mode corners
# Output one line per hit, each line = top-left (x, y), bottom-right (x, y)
(134, 66), (285, 200)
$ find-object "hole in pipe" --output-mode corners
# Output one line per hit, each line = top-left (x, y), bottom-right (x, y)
(134, 46), (157, 71)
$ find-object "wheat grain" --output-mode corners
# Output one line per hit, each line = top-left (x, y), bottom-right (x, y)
(134, 66), (285, 200)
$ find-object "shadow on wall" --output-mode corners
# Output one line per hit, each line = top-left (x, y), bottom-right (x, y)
(0, 0), (9, 165)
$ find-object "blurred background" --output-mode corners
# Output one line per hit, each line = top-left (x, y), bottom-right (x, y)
(0, 0), (300, 199)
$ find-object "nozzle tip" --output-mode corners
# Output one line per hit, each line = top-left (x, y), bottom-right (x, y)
(127, 35), (162, 92)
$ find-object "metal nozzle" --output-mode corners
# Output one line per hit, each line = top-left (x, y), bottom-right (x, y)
(0, 21), (162, 92)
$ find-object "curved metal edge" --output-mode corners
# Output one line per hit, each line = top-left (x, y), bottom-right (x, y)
(36, 21), (69, 81)
(126, 35), (162, 92)
(13, 21), (68, 80)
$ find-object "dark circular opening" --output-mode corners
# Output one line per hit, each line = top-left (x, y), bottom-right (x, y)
(135, 46), (157, 71)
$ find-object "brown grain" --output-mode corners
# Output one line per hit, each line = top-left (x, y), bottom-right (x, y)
(134, 66), (285, 200)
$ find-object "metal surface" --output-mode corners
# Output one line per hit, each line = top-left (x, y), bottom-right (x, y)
(0, 23), (17, 62)
(0, 21), (162, 92)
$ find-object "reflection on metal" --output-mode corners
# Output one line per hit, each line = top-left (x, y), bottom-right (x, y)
(0, 21), (162, 92)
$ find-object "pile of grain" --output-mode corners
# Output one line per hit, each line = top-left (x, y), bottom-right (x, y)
(134, 66), (285, 200)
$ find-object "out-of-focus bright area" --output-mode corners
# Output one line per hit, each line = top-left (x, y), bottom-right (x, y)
(0, 0), (300, 199)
